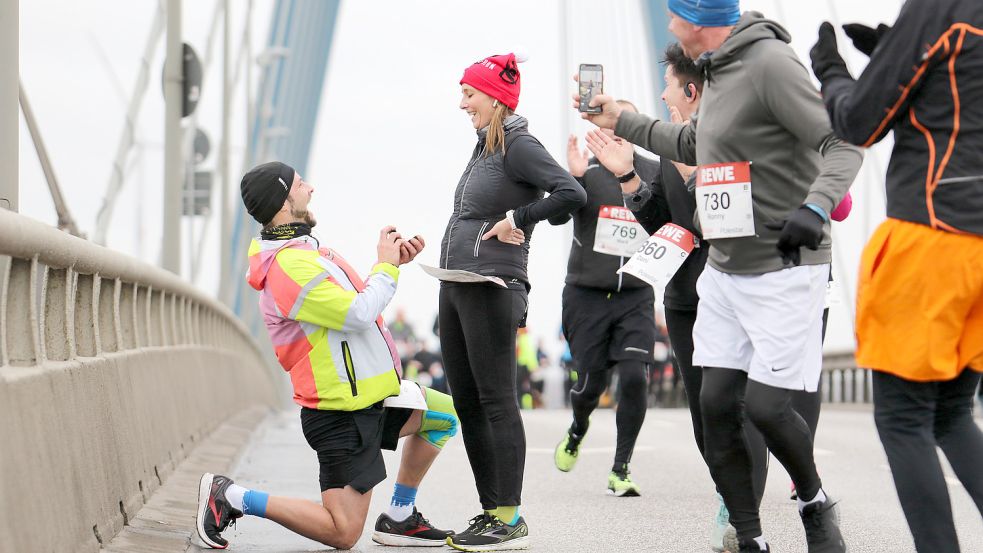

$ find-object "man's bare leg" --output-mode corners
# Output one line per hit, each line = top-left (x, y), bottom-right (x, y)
(264, 486), (373, 550)
(396, 409), (441, 487)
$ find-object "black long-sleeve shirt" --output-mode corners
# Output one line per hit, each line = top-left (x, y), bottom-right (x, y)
(623, 162), (707, 311)
(820, 0), (983, 236)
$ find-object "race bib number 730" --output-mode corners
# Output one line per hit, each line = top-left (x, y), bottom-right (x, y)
(695, 161), (755, 240)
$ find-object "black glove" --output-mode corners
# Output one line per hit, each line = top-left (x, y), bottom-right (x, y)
(764, 207), (826, 266)
(810, 22), (851, 84)
(842, 23), (891, 57)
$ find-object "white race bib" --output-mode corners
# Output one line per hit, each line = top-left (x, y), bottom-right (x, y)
(696, 161), (755, 239)
(618, 223), (696, 290)
(593, 205), (648, 257)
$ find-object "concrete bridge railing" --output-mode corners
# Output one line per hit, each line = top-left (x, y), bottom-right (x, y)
(0, 209), (280, 553)
(820, 351), (872, 404)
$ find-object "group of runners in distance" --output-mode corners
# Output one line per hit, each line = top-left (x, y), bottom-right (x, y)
(193, 1), (982, 552)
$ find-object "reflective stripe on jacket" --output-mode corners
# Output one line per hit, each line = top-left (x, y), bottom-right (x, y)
(247, 235), (401, 411)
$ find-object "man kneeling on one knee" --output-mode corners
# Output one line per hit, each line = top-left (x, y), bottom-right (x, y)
(196, 161), (458, 549)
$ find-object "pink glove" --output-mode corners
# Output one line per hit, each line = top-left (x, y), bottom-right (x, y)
(831, 191), (853, 222)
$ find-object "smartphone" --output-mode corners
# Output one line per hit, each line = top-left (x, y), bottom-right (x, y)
(578, 63), (604, 114)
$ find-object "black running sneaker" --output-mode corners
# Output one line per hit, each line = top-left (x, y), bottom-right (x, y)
(800, 495), (846, 552)
(196, 473), (242, 549)
(448, 515), (529, 551)
(371, 507), (454, 547)
(738, 538), (771, 552)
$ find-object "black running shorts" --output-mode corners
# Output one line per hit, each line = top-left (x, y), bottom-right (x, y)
(561, 284), (656, 373)
(299, 403), (412, 493)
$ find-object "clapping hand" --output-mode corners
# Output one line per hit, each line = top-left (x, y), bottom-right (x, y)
(567, 135), (589, 177)
(584, 129), (634, 177)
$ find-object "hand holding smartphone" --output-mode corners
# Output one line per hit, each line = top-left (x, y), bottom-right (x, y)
(578, 63), (604, 114)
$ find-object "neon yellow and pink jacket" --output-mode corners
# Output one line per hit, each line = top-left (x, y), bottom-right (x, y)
(247, 235), (402, 411)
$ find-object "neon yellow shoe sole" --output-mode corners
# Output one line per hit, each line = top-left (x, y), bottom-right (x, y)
(606, 472), (641, 497)
(554, 435), (580, 472)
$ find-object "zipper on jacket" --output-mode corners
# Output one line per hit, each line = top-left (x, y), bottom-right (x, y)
(341, 341), (358, 397)
(474, 221), (490, 257)
(445, 157), (481, 267)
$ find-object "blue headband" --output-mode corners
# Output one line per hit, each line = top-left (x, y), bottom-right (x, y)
(668, 0), (740, 27)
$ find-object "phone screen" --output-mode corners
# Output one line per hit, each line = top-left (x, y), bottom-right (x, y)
(579, 65), (603, 113)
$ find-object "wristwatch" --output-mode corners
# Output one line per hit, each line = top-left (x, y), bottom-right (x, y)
(505, 209), (517, 229)
(616, 169), (637, 183)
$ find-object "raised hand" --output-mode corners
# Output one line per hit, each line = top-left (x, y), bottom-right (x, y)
(377, 226), (403, 266)
(567, 135), (589, 177)
(668, 107), (696, 180)
(571, 74), (622, 130)
(398, 235), (425, 265)
(584, 129), (634, 178)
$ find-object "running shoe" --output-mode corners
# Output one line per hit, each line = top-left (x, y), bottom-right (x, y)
(710, 493), (738, 552)
(738, 538), (771, 552)
(196, 473), (243, 549)
(553, 426), (587, 472)
(790, 481), (798, 500)
(800, 494), (846, 552)
(371, 507), (453, 547)
(447, 515), (529, 551)
(606, 467), (641, 497)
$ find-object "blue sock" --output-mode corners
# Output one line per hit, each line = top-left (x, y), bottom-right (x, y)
(242, 489), (269, 518)
(387, 483), (418, 521)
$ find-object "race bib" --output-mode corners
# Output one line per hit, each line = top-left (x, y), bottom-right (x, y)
(696, 161), (755, 239)
(618, 223), (696, 290)
(593, 205), (648, 257)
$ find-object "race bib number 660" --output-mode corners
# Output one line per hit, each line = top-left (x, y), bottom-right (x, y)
(618, 223), (696, 290)
(696, 161), (755, 240)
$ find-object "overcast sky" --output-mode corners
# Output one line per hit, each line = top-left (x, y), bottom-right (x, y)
(17, 0), (908, 354)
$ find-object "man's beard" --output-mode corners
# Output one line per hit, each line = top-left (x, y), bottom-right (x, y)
(288, 202), (316, 227)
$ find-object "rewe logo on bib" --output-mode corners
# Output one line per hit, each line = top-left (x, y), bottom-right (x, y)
(654, 223), (695, 253)
(697, 161), (751, 187)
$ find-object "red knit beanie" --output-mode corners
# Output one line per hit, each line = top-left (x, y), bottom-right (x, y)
(460, 52), (528, 110)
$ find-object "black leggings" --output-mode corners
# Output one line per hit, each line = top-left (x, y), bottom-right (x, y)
(702, 368), (822, 540)
(570, 361), (649, 471)
(666, 308), (826, 500)
(666, 308), (769, 503)
(439, 284), (528, 510)
(873, 368), (983, 552)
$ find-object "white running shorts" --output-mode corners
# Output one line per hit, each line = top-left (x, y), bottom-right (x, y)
(692, 263), (829, 391)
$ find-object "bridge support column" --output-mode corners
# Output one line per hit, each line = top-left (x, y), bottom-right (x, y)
(0, 0), (17, 212)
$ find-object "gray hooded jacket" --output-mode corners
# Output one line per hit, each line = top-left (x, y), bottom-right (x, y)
(615, 12), (863, 274)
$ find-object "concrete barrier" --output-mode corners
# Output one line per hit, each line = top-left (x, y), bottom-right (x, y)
(0, 209), (280, 552)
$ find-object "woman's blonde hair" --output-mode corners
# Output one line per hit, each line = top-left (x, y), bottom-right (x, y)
(484, 102), (515, 156)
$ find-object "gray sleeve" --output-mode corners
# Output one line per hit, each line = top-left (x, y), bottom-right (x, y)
(751, 46), (864, 216)
(614, 111), (697, 165)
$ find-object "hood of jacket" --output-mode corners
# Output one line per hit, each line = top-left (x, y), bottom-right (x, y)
(476, 114), (529, 142)
(703, 12), (791, 73)
(246, 236), (315, 291)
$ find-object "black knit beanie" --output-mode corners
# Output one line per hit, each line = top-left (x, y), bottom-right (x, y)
(240, 161), (296, 225)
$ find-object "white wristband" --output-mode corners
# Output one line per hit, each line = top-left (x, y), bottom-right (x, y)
(505, 209), (517, 229)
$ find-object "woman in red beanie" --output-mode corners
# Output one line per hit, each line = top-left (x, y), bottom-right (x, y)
(437, 52), (586, 551)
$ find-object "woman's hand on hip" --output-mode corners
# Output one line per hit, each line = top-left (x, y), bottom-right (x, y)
(482, 219), (525, 246)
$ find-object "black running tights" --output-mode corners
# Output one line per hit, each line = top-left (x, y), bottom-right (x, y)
(439, 284), (527, 510)
(570, 361), (649, 471)
(701, 368), (823, 540)
(873, 368), (983, 552)
(666, 308), (769, 503)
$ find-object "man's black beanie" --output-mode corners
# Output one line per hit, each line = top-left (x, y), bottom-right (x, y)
(240, 161), (296, 225)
